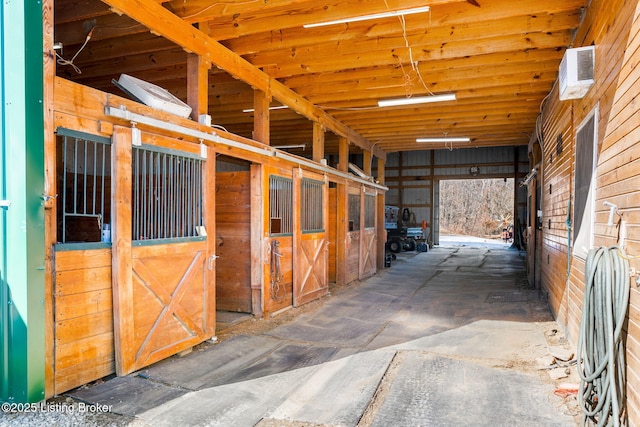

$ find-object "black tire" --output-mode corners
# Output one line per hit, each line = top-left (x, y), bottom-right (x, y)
(388, 240), (401, 253)
(406, 238), (416, 251)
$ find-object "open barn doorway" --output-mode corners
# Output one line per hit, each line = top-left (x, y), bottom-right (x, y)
(438, 178), (516, 246)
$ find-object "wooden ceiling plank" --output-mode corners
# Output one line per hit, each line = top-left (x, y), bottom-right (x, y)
(280, 49), (561, 89)
(100, 0), (385, 159)
(224, 9), (581, 55)
(203, 0), (585, 40)
(291, 61), (560, 100)
(54, 12), (148, 46)
(198, 0), (456, 39)
(247, 31), (573, 77)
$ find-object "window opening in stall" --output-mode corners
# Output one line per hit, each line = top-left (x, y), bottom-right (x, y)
(364, 194), (376, 229)
(270, 175), (293, 235)
(348, 194), (360, 232)
(301, 178), (324, 233)
(132, 145), (203, 241)
(56, 128), (112, 244)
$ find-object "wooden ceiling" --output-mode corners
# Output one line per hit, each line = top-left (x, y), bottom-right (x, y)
(54, 0), (587, 158)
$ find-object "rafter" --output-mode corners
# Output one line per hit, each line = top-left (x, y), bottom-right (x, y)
(100, 0), (385, 159)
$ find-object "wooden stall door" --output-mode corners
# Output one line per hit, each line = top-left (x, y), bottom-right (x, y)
(359, 191), (377, 279)
(294, 232), (328, 306)
(111, 127), (215, 376)
(128, 241), (212, 372)
(216, 171), (252, 312)
(293, 174), (328, 307)
(360, 228), (376, 279)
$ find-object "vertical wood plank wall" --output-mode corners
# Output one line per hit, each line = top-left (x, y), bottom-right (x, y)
(539, 0), (640, 422)
(216, 171), (252, 312)
(53, 248), (114, 394)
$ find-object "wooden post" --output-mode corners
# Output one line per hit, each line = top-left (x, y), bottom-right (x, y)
(430, 150), (435, 245)
(338, 137), (349, 172)
(187, 54), (210, 121)
(359, 186), (365, 279)
(313, 122), (325, 163)
(253, 89), (271, 145)
(111, 126), (134, 376)
(203, 146), (216, 335)
(336, 183), (348, 285)
(376, 158), (386, 270)
(43, 0), (56, 397)
(363, 151), (372, 176)
(250, 164), (264, 317)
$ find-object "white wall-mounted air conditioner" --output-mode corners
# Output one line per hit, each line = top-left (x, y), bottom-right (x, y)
(116, 74), (192, 118)
(559, 46), (595, 101)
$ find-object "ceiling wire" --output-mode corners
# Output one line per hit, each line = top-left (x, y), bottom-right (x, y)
(384, 0), (435, 98)
(56, 26), (95, 74)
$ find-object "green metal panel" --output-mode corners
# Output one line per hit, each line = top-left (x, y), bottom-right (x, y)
(0, 0), (46, 403)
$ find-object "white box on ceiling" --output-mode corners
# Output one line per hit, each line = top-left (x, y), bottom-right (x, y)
(559, 46), (595, 101)
(117, 74), (192, 118)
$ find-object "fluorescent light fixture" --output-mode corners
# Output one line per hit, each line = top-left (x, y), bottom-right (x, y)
(378, 93), (456, 107)
(242, 105), (289, 113)
(416, 137), (470, 143)
(304, 6), (430, 28)
(274, 144), (306, 150)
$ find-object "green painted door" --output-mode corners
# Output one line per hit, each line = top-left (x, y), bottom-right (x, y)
(1, 0), (46, 403)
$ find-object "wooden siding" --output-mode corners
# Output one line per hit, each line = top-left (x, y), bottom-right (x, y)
(539, 0), (640, 423)
(216, 171), (252, 312)
(53, 248), (114, 394)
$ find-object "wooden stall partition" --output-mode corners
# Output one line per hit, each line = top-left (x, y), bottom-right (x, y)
(293, 169), (329, 306)
(359, 187), (377, 280)
(53, 248), (114, 394)
(111, 127), (216, 375)
(216, 171), (252, 312)
(263, 165), (294, 315)
(346, 185), (361, 284)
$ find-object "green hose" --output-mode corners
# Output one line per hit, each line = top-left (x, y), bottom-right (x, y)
(577, 246), (630, 426)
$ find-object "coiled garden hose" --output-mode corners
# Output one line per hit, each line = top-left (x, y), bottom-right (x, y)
(578, 246), (630, 426)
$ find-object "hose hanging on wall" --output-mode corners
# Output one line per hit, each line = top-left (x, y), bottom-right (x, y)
(577, 246), (630, 426)
(270, 240), (285, 302)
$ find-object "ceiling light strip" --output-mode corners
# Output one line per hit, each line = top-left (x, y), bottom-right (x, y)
(378, 93), (456, 107)
(242, 105), (289, 113)
(303, 6), (430, 28)
(416, 137), (470, 143)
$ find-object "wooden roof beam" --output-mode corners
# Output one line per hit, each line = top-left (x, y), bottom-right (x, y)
(100, 0), (385, 160)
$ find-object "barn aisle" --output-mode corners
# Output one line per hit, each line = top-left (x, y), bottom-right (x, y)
(64, 244), (578, 426)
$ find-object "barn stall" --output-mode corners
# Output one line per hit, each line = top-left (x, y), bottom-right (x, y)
(48, 77), (385, 394)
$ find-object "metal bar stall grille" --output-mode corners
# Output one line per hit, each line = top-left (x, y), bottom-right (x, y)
(56, 129), (112, 243)
(132, 145), (203, 241)
(301, 178), (323, 232)
(348, 194), (360, 231)
(364, 194), (376, 228)
(269, 175), (293, 235)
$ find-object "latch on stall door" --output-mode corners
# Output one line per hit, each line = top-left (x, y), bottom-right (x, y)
(0, 200), (10, 210)
(208, 255), (220, 271)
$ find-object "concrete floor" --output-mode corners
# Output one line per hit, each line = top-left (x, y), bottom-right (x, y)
(66, 240), (578, 426)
